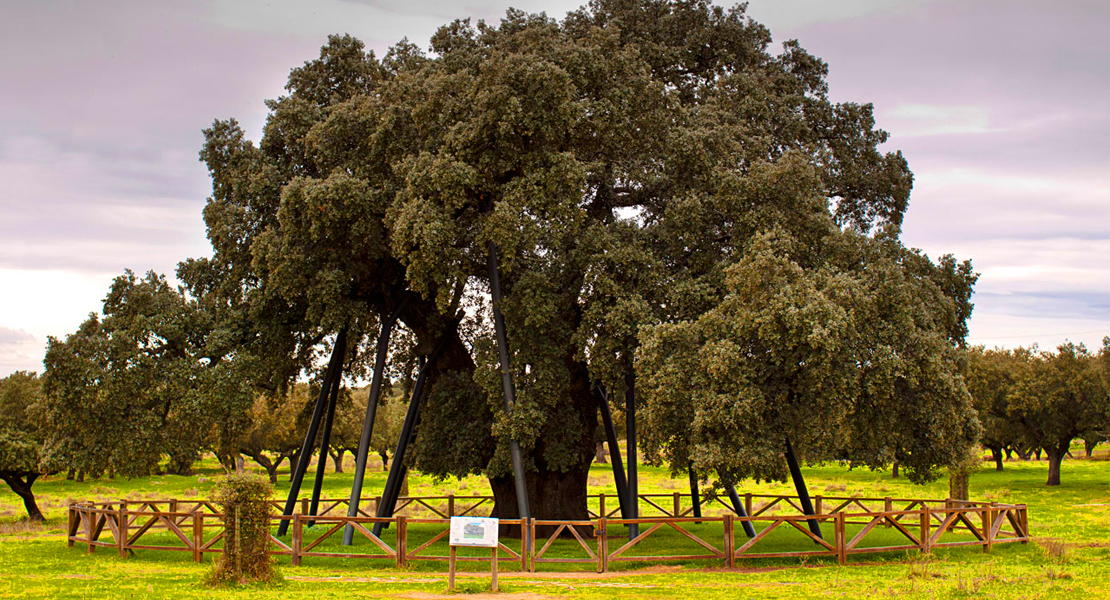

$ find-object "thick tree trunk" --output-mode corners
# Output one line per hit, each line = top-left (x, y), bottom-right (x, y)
(949, 471), (969, 500)
(1004, 446), (1014, 460)
(331, 449), (345, 473)
(167, 453), (196, 476)
(489, 463), (591, 538)
(990, 447), (1004, 471)
(288, 452), (299, 481)
(1034, 447), (1042, 461)
(595, 441), (607, 463)
(488, 356), (596, 538)
(1, 473), (44, 521)
(1045, 444), (1066, 486)
(378, 451), (389, 471)
(248, 452), (283, 484)
(891, 461), (899, 478)
(66, 468), (75, 481)
(1084, 439), (1097, 458)
(76, 470), (85, 483)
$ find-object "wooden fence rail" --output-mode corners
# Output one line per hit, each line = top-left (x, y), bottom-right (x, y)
(65, 493), (1029, 571)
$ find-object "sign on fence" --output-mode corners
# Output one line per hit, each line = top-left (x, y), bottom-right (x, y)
(448, 516), (500, 592)
(449, 516), (499, 548)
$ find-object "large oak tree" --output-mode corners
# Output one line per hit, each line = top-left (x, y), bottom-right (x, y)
(182, 0), (975, 520)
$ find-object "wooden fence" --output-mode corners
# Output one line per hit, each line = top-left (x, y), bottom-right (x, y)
(66, 493), (1029, 571)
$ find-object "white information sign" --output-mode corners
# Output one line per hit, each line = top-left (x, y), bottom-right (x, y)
(449, 516), (499, 548)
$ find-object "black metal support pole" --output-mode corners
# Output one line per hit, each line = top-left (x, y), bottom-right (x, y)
(343, 300), (408, 545)
(725, 481), (756, 538)
(785, 435), (823, 540)
(625, 371), (639, 540)
(307, 329), (347, 527)
(276, 333), (345, 537)
(372, 337), (448, 538)
(688, 464), (702, 520)
(598, 388), (629, 518)
(488, 242), (531, 523)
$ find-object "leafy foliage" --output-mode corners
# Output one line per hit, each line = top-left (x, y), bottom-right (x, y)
(47, 1), (984, 517)
(1007, 341), (1110, 485)
(206, 473), (279, 586)
(41, 271), (254, 477)
(637, 229), (980, 485)
(0, 371), (58, 520)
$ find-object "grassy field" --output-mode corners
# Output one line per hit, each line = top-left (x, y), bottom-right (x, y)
(1, 448), (1107, 599)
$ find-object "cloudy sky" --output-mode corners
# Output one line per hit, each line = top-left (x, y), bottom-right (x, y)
(1, 0), (1107, 376)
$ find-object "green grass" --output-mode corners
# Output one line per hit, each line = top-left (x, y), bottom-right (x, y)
(2, 447), (1108, 598)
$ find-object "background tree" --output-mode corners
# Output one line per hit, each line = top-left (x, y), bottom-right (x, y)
(42, 271), (254, 477)
(236, 390), (305, 483)
(182, 0), (968, 520)
(636, 228), (980, 486)
(1009, 341), (1110, 486)
(965, 346), (1027, 470)
(0, 371), (59, 521)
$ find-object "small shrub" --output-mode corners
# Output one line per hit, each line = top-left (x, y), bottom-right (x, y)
(205, 473), (280, 587)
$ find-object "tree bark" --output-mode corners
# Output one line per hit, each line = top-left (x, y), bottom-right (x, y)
(949, 471), (969, 500)
(331, 449), (345, 473)
(1084, 439), (1097, 458)
(595, 441), (607, 463)
(0, 473), (44, 521)
(488, 357), (596, 538)
(378, 451), (389, 471)
(1045, 444), (1066, 486)
(891, 460), (899, 478)
(66, 468), (75, 481)
(489, 463), (590, 538)
(247, 452), (283, 484)
(990, 447), (1004, 471)
(288, 452), (299, 481)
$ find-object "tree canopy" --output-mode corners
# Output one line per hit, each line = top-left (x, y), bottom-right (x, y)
(42, 271), (254, 477)
(0, 371), (58, 520)
(44, 0), (981, 519)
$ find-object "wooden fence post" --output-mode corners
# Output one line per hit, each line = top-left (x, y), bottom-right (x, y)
(815, 495), (823, 516)
(192, 511), (202, 563)
(491, 546), (498, 592)
(528, 518), (537, 573)
(598, 517), (608, 573)
(447, 494), (454, 517)
(884, 497), (893, 526)
(921, 505), (931, 554)
(599, 493), (606, 518)
(836, 511), (846, 565)
(67, 505), (76, 548)
(1020, 506), (1029, 543)
(118, 505), (128, 558)
(301, 498), (309, 515)
(724, 515), (734, 568)
(745, 493), (753, 517)
(291, 514), (302, 566)
(85, 507), (94, 555)
(982, 505), (992, 553)
(396, 516), (407, 568)
(448, 546), (456, 591)
(520, 519), (528, 572)
(673, 492), (680, 517)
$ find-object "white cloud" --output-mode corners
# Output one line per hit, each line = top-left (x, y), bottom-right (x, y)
(745, 0), (932, 33)
(885, 104), (992, 137)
